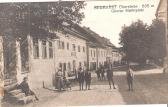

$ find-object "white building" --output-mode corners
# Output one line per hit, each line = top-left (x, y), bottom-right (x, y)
(55, 27), (87, 77)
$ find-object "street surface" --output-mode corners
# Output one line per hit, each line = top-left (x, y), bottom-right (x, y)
(2, 68), (168, 107)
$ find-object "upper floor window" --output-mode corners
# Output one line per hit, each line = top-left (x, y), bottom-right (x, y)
(83, 47), (85, 52)
(94, 51), (96, 57)
(42, 40), (47, 59)
(62, 41), (64, 49)
(72, 44), (76, 51)
(33, 38), (39, 59)
(58, 40), (61, 49)
(49, 41), (53, 59)
(57, 40), (64, 49)
(67, 42), (69, 50)
(78, 46), (80, 52)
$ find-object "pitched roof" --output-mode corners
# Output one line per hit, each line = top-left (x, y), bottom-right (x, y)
(62, 22), (117, 49)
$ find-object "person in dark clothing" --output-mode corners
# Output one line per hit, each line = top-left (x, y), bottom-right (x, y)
(106, 64), (116, 89)
(101, 66), (105, 80)
(78, 67), (85, 90)
(126, 65), (134, 91)
(85, 70), (91, 90)
(18, 77), (39, 101)
(96, 68), (101, 80)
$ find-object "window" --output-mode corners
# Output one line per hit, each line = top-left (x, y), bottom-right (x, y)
(84, 61), (87, 67)
(63, 63), (66, 71)
(68, 62), (71, 71)
(83, 46), (85, 52)
(91, 50), (92, 57)
(59, 63), (62, 70)
(72, 44), (76, 51)
(57, 40), (61, 49)
(42, 40), (47, 58)
(94, 51), (96, 57)
(33, 38), (39, 59)
(97, 51), (99, 56)
(78, 46), (80, 52)
(79, 62), (81, 67)
(62, 41), (64, 49)
(57, 40), (65, 49)
(67, 42), (69, 50)
(49, 41), (53, 58)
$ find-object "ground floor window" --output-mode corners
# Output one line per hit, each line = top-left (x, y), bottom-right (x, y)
(42, 40), (47, 59)
(49, 41), (53, 59)
(33, 38), (39, 59)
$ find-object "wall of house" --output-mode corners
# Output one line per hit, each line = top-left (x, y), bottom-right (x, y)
(156, 0), (167, 22)
(88, 47), (97, 70)
(112, 51), (122, 65)
(97, 48), (107, 68)
(27, 37), (55, 89)
(54, 31), (87, 75)
(106, 47), (113, 64)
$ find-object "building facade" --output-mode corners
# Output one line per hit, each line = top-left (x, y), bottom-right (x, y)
(54, 28), (87, 77)
(2, 23), (123, 92)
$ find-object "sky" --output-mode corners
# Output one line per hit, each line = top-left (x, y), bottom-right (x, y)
(81, 0), (160, 47)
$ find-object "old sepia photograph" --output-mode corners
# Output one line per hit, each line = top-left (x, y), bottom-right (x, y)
(0, 0), (167, 106)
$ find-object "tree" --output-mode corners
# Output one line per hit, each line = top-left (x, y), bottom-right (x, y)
(148, 19), (166, 65)
(0, 2), (85, 39)
(119, 20), (150, 64)
(0, 2), (85, 74)
(119, 19), (166, 65)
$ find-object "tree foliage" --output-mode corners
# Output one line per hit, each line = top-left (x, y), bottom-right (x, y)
(0, 2), (85, 39)
(119, 19), (166, 64)
(148, 19), (166, 62)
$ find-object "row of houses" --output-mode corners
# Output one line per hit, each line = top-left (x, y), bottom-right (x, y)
(0, 23), (122, 91)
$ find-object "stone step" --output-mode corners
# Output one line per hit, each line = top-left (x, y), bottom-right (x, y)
(4, 73), (17, 79)
(8, 89), (22, 96)
(17, 95), (36, 105)
(4, 83), (18, 92)
(10, 92), (25, 100)
(4, 79), (17, 86)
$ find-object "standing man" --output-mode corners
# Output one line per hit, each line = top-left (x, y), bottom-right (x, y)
(106, 63), (116, 89)
(85, 69), (91, 90)
(78, 67), (84, 90)
(96, 67), (101, 80)
(101, 65), (105, 80)
(126, 65), (134, 91)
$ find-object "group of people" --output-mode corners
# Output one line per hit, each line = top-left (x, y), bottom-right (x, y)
(55, 68), (71, 91)
(77, 67), (91, 90)
(78, 63), (134, 91)
(96, 65), (106, 81)
(16, 63), (134, 103)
